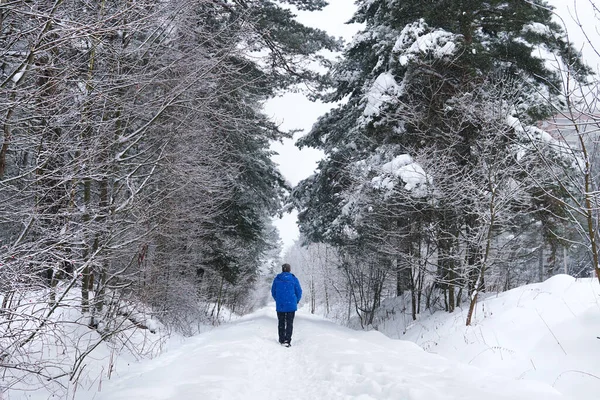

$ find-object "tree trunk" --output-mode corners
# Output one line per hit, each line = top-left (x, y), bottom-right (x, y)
(538, 245), (544, 282)
(410, 268), (417, 321)
(466, 185), (497, 326)
(438, 210), (458, 313)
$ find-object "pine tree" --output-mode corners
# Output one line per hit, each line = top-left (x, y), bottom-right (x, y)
(293, 0), (589, 315)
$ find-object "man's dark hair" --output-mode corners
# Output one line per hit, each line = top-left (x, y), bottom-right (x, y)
(282, 263), (291, 272)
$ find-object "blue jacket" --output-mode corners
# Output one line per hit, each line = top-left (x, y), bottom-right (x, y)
(271, 272), (302, 312)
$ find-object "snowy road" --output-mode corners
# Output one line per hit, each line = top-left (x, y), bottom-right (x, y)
(94, 307), (565, 400)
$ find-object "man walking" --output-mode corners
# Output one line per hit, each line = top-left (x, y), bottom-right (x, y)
(271, 263), (302, 347)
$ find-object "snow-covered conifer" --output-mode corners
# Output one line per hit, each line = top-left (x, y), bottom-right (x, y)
(293, 0), (589, 319)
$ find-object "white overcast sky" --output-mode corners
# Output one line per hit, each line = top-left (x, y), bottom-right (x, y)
(267, 0), (600, 255)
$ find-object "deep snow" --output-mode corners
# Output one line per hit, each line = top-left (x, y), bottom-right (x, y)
(70, 306), (566, 400)
(9, 275), (599, 400)
(382, 275), (600, 400)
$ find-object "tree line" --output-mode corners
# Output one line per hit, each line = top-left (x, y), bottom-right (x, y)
(0, 0), (336, 394)
(291, 0), (600, 328)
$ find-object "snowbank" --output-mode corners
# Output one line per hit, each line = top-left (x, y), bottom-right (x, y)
(393, 275), (600, 400)
(1, 285), (171, 400)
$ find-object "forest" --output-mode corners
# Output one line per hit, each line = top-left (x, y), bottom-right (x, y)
(1, 0), (599, 396)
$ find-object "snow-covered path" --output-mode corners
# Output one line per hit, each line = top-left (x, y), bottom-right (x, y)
(93, 307), (565, 400)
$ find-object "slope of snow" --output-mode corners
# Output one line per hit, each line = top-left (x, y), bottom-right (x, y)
(374, 275), (600, 400)
(68, 306), (566, 400)
(0, 284), (172, 400)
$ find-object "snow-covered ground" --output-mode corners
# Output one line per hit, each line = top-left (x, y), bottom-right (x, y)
(0, 288), (171, 400)
(9, 275), (599, 400)
(64, 306), (564, 400)
(381, 275), (600, 400)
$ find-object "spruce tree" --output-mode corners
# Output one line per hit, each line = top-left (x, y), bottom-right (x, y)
(293, 0), (589, 313)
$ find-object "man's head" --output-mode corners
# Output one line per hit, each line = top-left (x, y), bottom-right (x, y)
(282, 263), (291, 273)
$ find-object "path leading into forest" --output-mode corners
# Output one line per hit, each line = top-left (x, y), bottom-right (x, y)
(93, 307), (565, 400)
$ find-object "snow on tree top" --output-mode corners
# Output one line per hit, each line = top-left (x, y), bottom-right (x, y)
(392, 20), (458, 66)
(362, 72), (402, 117)
(522, 22), (551, 36)
(371, 154), (429, 197)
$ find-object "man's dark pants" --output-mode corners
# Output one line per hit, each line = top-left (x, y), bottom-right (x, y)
(277, 311), (295, 344)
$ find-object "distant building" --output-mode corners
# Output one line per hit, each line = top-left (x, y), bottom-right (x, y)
(537, 112), (600, 151)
